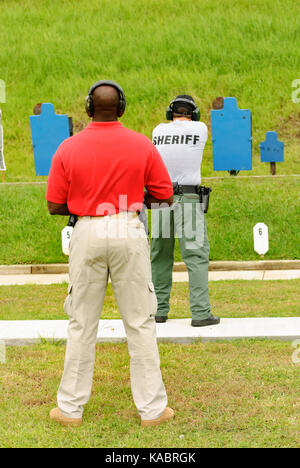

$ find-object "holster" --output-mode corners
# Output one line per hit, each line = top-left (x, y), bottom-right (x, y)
(172, 183), (212, 213)
(195, 186), (212, 213)
(67, 215), (78, 227)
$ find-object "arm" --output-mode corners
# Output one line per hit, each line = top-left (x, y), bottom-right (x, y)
(144, 141), (173, 209)
(47, 201), (70, 216)
(143, 190), (173, 209)
(46, 148), (70, 215)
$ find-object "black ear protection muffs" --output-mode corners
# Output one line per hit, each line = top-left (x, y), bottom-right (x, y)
(166, 96), (200, 121)
(85, 80), (126, 118)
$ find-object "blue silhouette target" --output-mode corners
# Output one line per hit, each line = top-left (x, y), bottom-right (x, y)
(259, 131), (284, 163)
(30, 103), (70, 176)
(211, 97), (252, 173)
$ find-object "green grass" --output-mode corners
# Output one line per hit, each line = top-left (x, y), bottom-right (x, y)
(0, 0), (300, 181)
(0, 0), (299, 265)
(1, 279), (299, 320)
(1, 3), (299, 445)
(0, 176), (299, 264)
(0, 340), (299, 447)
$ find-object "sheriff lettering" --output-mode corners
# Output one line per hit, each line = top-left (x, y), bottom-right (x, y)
(153, 134), (200, 145)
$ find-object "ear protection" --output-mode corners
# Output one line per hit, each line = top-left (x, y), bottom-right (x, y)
(85, 80), (126, 118)
(166, 97), (200, 121)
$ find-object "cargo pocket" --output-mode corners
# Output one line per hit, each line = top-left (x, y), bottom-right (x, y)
(148, 281), (157, 318)
(63, 284), (73, 318)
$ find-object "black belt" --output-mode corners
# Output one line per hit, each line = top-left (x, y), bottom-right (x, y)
(172, 183), (198, 195)
(172, 183), (212, 213)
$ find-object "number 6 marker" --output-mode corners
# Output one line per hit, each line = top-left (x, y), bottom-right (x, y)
(253, 223), (269, 255)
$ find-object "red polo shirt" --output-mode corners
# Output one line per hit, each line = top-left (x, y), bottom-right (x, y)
(46, 121), (173, 216)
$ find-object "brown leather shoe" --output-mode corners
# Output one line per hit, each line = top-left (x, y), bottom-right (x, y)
(141, 407), (175, 427)
(49, 408), (82, 427)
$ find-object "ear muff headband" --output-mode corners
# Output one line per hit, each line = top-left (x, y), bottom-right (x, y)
(85, 80), (126, 117)
(166, 97), (200, 121)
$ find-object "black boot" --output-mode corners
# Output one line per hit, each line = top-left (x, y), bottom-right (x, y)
(191, 315), (220, 327)
(155, 316), (168, 323)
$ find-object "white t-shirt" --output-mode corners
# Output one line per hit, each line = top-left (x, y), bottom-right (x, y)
(152, 120), (208, 185)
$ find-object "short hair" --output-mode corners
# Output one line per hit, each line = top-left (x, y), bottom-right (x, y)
(173, 95), (195, 113)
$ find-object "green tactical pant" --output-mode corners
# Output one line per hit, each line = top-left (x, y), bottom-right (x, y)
(151, 193), (211, 320)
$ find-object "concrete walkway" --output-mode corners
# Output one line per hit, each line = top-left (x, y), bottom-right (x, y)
(0, 269), (300, 285)
(1, 317), (300, 346)
(1, 260), (300, 285)
(1, 261), (299, 346)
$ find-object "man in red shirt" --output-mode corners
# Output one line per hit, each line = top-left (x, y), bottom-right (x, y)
(47, 80), (174, 428)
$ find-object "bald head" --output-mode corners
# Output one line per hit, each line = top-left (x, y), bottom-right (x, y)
(92, 85), (120, 121)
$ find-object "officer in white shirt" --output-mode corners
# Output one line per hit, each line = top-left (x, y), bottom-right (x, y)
(151, 95), (220, 327)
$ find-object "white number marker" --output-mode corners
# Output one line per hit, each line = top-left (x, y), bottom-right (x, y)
(253, 223), (269, 255)
(61, 226), (74, 256)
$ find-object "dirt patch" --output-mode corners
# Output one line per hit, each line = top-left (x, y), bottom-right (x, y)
(277, 112), (300, 140)
(22, 396), (52, 408)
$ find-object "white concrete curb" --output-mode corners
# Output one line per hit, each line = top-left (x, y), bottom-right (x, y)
(0, 274), (70, 285)
(1, 318), (300, 346)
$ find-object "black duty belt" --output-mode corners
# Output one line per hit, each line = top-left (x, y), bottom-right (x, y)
(172, 183), (198, 195)
(172, 182), (212, 213)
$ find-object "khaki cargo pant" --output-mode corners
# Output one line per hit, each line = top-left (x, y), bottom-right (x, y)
(57, 213), (168, 421)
